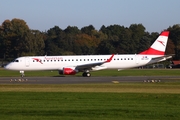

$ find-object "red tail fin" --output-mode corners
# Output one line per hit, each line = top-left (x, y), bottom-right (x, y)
(139, 31), (169, 55)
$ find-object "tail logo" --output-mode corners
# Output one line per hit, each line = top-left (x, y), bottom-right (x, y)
(139, 31), (169, 55)
(157, 40), (165, 46)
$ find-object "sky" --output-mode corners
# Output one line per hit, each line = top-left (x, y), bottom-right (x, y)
(0, 0), (180, 33)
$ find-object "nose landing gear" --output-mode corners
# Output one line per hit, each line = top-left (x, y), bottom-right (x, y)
(9, 71), (28, 82)
(20, 71), (25, 78)
(19, 71), (28, 81)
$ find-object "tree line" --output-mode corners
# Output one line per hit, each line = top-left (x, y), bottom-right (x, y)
(0, 18), (180, 61)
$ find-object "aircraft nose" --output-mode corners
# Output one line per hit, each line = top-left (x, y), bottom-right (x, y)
(4, 64), (10, 69)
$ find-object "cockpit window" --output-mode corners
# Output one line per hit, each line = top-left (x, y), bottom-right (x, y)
(13, 60), (19, 62)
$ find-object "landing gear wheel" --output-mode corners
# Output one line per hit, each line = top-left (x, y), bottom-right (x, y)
(9, 71), (28, 82)
(86, 72), (91, 77)
(19, 71), (28, 81)
(82, 72), (86, 77)
(20, 71), (25, 78)
(82, 72), (91, 77)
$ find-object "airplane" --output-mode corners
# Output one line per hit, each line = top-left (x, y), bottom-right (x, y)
(4, 31), (172, 77)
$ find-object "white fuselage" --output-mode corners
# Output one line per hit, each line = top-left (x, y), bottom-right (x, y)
(4, 31), (171, 77)
(5, 54), (163, 71)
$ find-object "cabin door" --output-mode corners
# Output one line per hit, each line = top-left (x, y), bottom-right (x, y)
(25, 57), (30, 67)
(135, 54), (140, 64)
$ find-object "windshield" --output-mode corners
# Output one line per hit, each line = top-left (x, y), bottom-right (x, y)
(13, 59), (19, 62)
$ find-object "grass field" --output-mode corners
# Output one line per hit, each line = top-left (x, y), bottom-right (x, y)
(0, 83), (180, 93)
(1, 68), (180, 119)
(0, 92), (180, 120)
(0, 68), (180, 77)
(0, 83), (180, 120)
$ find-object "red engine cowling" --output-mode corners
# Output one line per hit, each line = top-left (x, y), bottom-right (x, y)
(59, 67), (78, 75)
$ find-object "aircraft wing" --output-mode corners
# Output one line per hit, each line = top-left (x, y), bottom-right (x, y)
(75, 54), (114, 71)
(75, 62), (105, 71)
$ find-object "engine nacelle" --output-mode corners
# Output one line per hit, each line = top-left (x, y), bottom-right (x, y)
(59, 67), (78, 75)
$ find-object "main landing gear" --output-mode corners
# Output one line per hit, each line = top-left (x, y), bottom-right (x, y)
(82, 70), (91, 77)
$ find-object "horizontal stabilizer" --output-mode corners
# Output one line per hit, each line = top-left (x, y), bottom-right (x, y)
(151, 54), (173, 61)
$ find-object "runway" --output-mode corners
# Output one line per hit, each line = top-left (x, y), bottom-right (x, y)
(0, 76), (180, 84)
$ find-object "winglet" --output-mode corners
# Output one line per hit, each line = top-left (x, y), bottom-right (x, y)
(106, 54), (114, 62)
(139, 31), (169, 55)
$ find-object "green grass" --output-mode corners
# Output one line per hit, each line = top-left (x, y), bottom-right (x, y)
(89, 69), (180, 76)
(0, 84), (180, 120)
(0, 92), (180, 120)
(1, 68), (180, 119)
(1, 83), (180, 93)
(1, 68), (180, 77)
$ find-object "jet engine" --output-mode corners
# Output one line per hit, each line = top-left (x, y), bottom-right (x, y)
(59, 67), (78, 75)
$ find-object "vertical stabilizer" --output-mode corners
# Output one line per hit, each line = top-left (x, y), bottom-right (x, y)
(139, 31), (169, 55)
